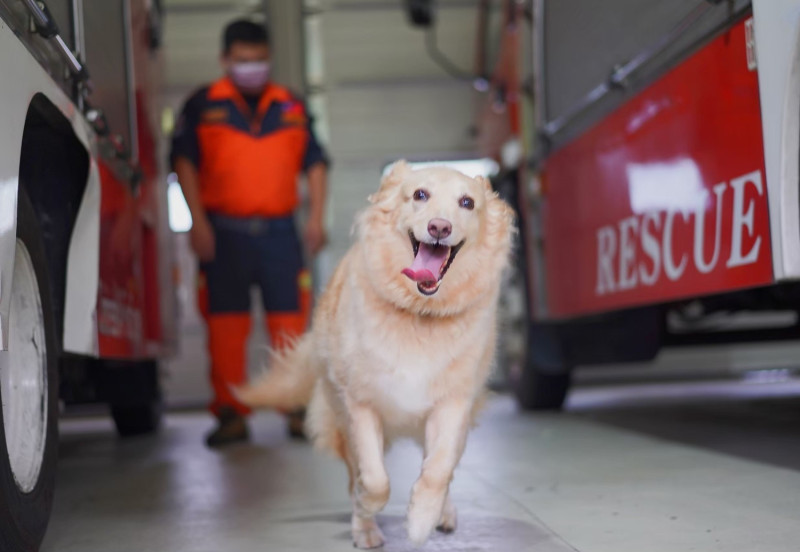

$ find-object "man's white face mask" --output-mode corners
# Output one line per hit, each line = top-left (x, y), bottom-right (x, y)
(228, 61), (271, 92)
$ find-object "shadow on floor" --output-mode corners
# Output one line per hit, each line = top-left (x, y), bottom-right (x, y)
(567, 379), (800, 472)
(281, 512), (578, 552)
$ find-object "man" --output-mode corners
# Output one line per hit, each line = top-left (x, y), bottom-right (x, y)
(170, 19), (329, 447)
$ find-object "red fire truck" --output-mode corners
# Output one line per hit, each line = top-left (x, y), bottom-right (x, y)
(472, 0), (800, 410)
(0, 0), (174, 549)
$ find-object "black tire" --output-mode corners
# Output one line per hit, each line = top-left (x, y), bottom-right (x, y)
(97, 359), (162, 438)
(514, 364), (571, 411)
(111, 403), (162, 437)
(490, 170), (571, 410)
(512, 322), (572, 411)
(0, 191), (59, 552)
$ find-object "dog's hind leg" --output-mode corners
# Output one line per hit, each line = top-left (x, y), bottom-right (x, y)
(407, 398), (471, 546)
(351, 502), (384, 550)
(333, 431), (355, 496)
(437, 491), (458, 534)
(347, 404), (390, 549)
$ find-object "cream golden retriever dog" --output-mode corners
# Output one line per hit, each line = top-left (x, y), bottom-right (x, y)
(236, 160), (515, 548)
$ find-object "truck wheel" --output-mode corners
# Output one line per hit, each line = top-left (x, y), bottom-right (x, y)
(512, 322), (572, 410)
(490, 171), (571, 409)
(111, 402), (162, 437)
(0, 191), (59, 551)
(513, 363), (571, 410)
(98, 359), (162, 437)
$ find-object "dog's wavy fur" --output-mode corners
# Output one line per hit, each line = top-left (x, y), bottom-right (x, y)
(236, 160), (515, 548)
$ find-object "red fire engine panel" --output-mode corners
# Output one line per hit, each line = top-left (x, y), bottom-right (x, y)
(542, 19), (773, 319)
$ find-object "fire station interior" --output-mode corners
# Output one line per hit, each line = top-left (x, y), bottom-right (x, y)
(5, 1), (800, 551)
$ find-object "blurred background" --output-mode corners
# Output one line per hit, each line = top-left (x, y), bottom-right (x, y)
(160, 0), (513, 406)
(157, 0), (800, 411)
(5, 2), (800, 551)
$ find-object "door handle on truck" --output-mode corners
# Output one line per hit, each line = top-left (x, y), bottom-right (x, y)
(21, 0), (89, 81)
(22, 0), (57, 37)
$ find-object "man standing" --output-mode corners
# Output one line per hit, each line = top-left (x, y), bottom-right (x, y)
(170, 19), (329, 447)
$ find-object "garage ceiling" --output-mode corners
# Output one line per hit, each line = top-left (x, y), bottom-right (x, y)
(162, 1), (481, 99)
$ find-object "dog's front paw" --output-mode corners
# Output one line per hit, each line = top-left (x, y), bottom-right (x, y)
(407, 496), (443, 546)
(353, 518), (385, 549)
(436, 497), (457, 534)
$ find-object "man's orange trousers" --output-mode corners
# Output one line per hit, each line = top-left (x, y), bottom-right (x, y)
(197, 214), (311, 417)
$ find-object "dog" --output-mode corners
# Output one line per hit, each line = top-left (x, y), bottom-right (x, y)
(236, 160), (516, 548)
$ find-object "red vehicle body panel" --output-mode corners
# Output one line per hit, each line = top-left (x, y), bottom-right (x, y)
(97, 161), (145, 357)
(541, 19), (773, 319)
(96, 2), (166, 358)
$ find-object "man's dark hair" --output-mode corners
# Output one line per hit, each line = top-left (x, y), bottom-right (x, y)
(223, 19), (270, 53)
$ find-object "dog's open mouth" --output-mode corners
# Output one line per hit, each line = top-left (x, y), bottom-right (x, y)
(401, 232), (464, 295)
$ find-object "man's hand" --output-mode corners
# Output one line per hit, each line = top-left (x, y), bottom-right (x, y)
(304, 216), (327, 257)
(190, 214), (216, 262)
(174, 157), (216, 262)
(305, 163), (328, 257)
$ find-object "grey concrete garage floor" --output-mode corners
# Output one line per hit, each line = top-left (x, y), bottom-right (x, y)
(43, 382), (800, 552)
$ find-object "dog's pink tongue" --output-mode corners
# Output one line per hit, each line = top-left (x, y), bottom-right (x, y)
(402, 244), (449, 285)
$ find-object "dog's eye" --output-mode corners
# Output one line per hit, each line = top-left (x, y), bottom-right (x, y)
(459, 196), (475, 210)
(413, 189), (429, 201)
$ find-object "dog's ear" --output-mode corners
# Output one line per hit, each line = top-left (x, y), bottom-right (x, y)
(368, 159), (409, 206)
(475, 175), (494, 195)
(385, 159), (411, 180)
(486, 190), (517, 250)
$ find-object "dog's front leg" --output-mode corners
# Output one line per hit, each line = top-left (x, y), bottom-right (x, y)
(407, 398), (471, 546)
(348, 403), (390, 549)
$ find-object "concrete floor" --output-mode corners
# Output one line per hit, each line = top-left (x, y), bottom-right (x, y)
(43, 380), (800, 552)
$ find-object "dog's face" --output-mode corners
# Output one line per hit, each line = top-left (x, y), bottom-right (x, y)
(357, 160), (516, 316)
(397, 166), (486, 296)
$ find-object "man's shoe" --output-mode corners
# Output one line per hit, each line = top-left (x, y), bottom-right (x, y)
(206, 407), (249, 448)
(287, 409), (307, 440)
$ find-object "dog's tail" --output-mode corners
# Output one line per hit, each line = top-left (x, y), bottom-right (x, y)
(234, 333), (317, 412)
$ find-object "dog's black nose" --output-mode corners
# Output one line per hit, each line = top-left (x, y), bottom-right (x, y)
(428, 218), (452, 240)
